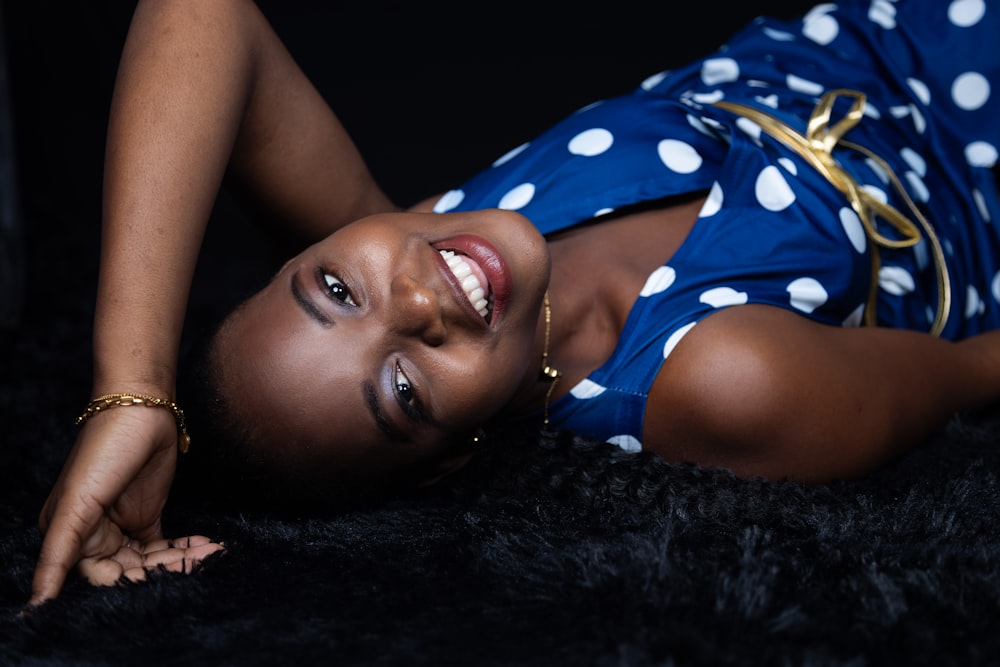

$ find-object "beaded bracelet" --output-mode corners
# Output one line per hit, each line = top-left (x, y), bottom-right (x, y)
(75, 393), (191, 454)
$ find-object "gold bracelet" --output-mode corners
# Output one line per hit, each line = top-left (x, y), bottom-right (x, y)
(75, 393), (191, 454)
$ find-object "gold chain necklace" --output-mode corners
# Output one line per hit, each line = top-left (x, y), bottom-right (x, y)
(540, 291), (561, 426)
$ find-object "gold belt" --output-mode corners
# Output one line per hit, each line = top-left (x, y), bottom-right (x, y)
(714, 89), (950, 336)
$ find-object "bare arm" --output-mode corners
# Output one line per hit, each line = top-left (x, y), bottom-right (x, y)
(96, 0), (393, 395)
(645, 305), (1000, 483)
(32, 0), (393, 604)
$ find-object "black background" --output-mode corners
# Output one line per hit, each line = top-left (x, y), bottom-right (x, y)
(1, 0), (818, 338)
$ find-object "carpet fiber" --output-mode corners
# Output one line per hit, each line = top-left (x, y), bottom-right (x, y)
(3, 2), (1000, 664)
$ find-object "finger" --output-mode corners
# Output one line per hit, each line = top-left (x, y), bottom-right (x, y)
(138, 541), (226, 569)
(121, 541), (225, 583)
(76, 555), (126, 588)
(29, 509), (95, 605)
(136, 534), (220, 554)
(29, 546), (75, 606)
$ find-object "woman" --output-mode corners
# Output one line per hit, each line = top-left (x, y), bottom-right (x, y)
(30, 0), (1000, 604)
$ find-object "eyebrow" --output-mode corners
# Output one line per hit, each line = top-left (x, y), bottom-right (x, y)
(290, 272), (333, 327)
(363, 379), (400, 440)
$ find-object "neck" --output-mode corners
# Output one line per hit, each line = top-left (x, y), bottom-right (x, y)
(500, 269), (615, 421)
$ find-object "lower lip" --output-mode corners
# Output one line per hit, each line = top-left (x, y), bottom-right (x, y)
(435, 234), (512, 325)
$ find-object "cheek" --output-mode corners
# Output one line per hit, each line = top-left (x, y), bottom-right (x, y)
(435, 346), (530, 419)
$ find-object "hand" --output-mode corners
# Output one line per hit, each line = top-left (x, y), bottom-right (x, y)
(79, 534), (225, 586)
(29, 403), (221, 605)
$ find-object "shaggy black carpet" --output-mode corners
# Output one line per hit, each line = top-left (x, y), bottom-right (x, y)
(3, 1), (1000, 665)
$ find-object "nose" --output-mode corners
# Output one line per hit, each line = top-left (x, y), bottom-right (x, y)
(388, 273), (447, 346)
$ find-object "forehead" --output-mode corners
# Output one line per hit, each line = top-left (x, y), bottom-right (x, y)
(216, 296), (396, 470)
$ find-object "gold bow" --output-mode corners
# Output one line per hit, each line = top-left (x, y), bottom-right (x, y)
(714, 89), (949, 335)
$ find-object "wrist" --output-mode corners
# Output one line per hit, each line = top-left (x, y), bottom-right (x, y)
(92, 352), (178, 400)
(76, 392), (191, 454)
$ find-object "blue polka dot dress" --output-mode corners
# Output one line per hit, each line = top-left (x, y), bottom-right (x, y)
(432, 0), (1000, 451)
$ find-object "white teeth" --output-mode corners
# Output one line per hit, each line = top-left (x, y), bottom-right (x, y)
(439, 249), (492, 320)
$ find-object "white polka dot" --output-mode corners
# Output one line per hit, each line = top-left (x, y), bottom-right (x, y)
(843, 303), (865, 327)
(593, 207), (615, 218)
(878, 266), (916, 295)
(862, 184), (889, 204)
(889, 104), (910, 120)
(657, 139), (703, 173)
(991, 270), (1000, 304)
(755, 165), (797, 211)
(701, 57), (740, 85)
(492, 142), (528, 167)
(865, 157), (890, 184)
(763, 26), (796, 41)
(687, 114), (718, 138)
(641, 266), (677, 296)
(974, 188), (991, 222)
(869, 0), (897, 29)
(568, 128), (614, 156)
(952, 72), (990, 110)
(699, 116), (728, 135)
(663, 322), (697, 359)
(911, 105), (926, 134)
(803, 10), (839, 44)
(900, 147), (926, 177)
(570, 379), (606, 400)
(755, 94), (780, 108)
(607, 434), (642, 453)
(840, 207), (867, 253)
(904, 171), (930, 203)
(949, 0), (986, 27)
(736, 117), (763, 145)
(640, 71), (668, 91)
(892, 104), (926, 133)
(913, 107), (927, 134)
(786, 74), (824, 97)
(691, 90), (726, 105)
(700, 286), (749, 308)
(498, 183), (535, 210)
(787, 277), (828, 313)
(965, 285), (983, 318)
(432, 189), (465, 213)
(907, 78), (931, 106)
(699, 182), (723, 217)
(966, 141), (999, 167)
(777, 157), (797, 175)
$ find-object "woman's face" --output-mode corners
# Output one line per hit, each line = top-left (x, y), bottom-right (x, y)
(213, 208), (550, 485)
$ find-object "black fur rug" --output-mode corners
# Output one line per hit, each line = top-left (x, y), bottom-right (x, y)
(3, 2), (1000, 665)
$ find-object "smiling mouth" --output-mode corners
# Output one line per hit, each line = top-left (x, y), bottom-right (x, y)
(438, 249), (493, 322)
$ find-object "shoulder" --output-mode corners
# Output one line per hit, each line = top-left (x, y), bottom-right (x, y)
(643, 305), (840, 480)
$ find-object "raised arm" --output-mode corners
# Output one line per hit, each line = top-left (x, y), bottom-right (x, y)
(645, 305), (1000, 483)
(31, 0), (393, 605)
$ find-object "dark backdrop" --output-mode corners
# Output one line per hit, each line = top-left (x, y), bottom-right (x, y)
(13, 4), (1000, 667)
(1, 0), (819, 340)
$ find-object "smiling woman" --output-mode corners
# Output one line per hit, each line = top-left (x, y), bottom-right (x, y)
(29, 0), (1000, 606)
(203, 209), (548, 493)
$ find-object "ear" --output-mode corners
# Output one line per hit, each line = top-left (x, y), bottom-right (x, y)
(415, 449), (476, 488)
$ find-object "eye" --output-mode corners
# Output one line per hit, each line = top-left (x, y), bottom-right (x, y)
(393, 363), (422, 420)
(322, 272), (356, 306)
